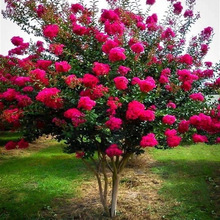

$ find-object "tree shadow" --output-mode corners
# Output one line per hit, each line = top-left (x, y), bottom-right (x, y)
(0, 144), (91, 219)
(150, 158), (220, 219)
(0, 131), (22, 146)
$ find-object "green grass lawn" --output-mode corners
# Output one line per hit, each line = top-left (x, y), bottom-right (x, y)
(149, 144), (220, 220)
(0, 133), (219, 219)
(0, 139), (91, 220)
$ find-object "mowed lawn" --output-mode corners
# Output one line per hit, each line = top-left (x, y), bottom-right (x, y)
(0, 133), (91, 220)
(149, 144), (220, 220)
(0, 132), (220, 219)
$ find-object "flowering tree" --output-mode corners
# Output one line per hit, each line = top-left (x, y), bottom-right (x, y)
(1, 0), (220, 217)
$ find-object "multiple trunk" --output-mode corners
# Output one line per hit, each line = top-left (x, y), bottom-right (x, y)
(82, 152), (132, 218)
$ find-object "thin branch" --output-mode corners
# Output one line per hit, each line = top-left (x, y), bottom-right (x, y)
(118, 152), (133, 174)
(101, 158), (109, 204)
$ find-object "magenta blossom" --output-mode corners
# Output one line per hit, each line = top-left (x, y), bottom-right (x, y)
(77, 96), (96, 111)
(105, 116), (123, 130)
(173, 2), (183, 15)
(109, 47), (126, 62)
(162, 115), (176, 125)
(146, 0), (156, 5)
(140, 133), (158, 147)
(106, 144), (123, 157)
(43, 24), (59, 39)
(114, 76), (128, 90)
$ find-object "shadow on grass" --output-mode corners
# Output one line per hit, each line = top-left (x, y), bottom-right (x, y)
(151, 159), (220, 220)
(0, 131), (22, 146)
(0, 143), (91, 220)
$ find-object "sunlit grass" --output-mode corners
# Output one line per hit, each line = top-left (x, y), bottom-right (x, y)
(0, 139), (90, 219)
(149, 144), (220, 220)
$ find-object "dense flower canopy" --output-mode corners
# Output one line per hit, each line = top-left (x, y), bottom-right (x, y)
(0, 0), (219, 155)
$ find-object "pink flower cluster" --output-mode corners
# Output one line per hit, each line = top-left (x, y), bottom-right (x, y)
(173, 1), (183, 15)
(80, 84), (109, 100)
(8, 42), (29, 56)
(95, 32), (108, 43)
(126, 100), (155, 121)
(159, 68), (171, 84)
(100, 9), (120, 23)
(146, 13), (158, 31)
(104, 20), (125, 36)
(179, 54), (193, 65)
(192, 134), (208, 143)
(16, 94), (32, 107)
(30, 69), (49, 86)
(161, 28), (175, 40)
(130, 42), (144, 54)
(43, 24), (59, 39)
(36, 88), (63, 109)
(2, 108), (23, 123)
(11, 36), (23, 46)
(146, 0), (156, 5)
(165, 129), (182, 147)
(102, 39), (119, 54)
(71, 3), (84, 13)
(107, 97), (122, 115)
(35, 4), (46, 17)
(49, 44), (64, 55)
(117, 66), (131, 75)
(184, 10), (193, 18)
(64, 108), (86, 127)
(55, 61), (71, 73)
(105, 116), (122, 130)
(92, 62), (110, 76)
(162, 115), (176, 125)
(189, 113), (220, 134)
(5, 139), (29, 150)
(109, 47), (126, 62)
(37, 60), (52, 70)
(8, 36), (30, 56)
(65, 75), (82, 88)
(167, 101), (176, 109)
(72, 24), (88, 36)
(140, 133), (158, 147)
(77, 96), (96, 111)
(23, 86), (34, 93)
(140, 76), (156, 93)
(14, 77), (31, 87)
(189, 93), (204, 102)
(201, 27), (213, 40)
(2, 88), (19, 101)
(114, 76), (128, 90)
(106, 144), (123, 157)
(178, 120), (190, 133)
(177, 69), (198, 91)
(82, 73), (99, 88)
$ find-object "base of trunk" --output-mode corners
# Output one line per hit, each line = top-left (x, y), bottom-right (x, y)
(110, 175), (120, 217)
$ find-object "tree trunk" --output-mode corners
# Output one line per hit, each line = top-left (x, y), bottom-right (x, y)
(110, 174), (120, 218)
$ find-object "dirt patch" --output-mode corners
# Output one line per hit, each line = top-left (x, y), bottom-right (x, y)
(40, 153), (166, 219)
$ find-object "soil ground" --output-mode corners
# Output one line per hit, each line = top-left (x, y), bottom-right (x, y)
(41, 152), (167, 220)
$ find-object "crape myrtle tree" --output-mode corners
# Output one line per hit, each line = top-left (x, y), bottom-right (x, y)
(0, 0), (220, 217)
